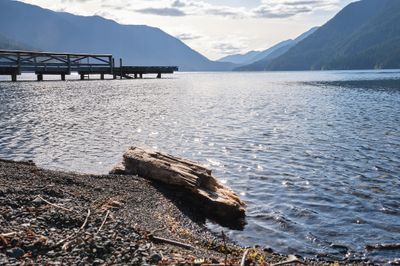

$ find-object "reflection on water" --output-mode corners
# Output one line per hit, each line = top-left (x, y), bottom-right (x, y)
(0, 71), (399, 263)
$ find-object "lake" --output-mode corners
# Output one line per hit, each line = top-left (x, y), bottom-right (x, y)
(0, 71), (399, 263)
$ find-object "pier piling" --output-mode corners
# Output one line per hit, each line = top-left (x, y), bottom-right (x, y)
(119, 58), (123, 80)
(0, 50), (178, 81)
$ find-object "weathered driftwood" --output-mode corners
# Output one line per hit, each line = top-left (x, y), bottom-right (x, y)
(110, 147), (246, 223)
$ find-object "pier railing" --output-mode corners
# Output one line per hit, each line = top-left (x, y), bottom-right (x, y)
(0, 50), (113, 81)
(0, 50), (178, 81)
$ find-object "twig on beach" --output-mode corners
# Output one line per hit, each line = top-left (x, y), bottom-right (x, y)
(80, 209), (91, 230)
(55, 234), (73, 249)
(240, 248), (251, 266)
(97, 210), (110, 234)
(0, 232), (17, 246)
(271, 255), (305, 266)
(221, 231), (228, 265)
(149, 235), (193, 250)
(0, 232), (17, 237)
(62, 241), (72, 252)
(55, 208), (91, 249)
(366, 243), (400, 250)
(151, 225), (167, 235)
(37, 195), (72, 212)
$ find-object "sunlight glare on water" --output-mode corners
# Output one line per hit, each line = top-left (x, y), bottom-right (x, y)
(0, 71), (399, 263)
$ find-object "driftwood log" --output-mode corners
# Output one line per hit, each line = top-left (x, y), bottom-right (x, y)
(110, 147), (246, 224)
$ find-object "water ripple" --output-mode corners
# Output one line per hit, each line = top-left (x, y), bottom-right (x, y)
(1, 71), (400, 263)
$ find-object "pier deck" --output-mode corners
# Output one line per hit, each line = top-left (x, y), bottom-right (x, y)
(0, 50), (178, 81)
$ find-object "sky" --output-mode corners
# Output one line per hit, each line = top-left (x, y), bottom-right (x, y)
(18, 0), (356, 60)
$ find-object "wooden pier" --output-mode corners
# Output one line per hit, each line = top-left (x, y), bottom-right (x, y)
(0, 50), (178, 81)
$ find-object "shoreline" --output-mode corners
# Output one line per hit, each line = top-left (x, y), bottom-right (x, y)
(0, 159), (366, 265)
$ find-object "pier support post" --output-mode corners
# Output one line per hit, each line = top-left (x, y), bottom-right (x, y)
(61, 74), (66, 81)
(157, 73), (161, 79)
(120, 58), (123, 79)
(100, 74), (104, 80)
(11, 74), (17, 82)
(37, 74), (43, 81)
(139, 74), (143, 79)
(80, 74), (85, 80)
(134, 73), (138, 79)
(113, 74), (116, 79)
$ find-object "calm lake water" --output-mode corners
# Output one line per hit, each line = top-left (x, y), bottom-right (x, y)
(0, 71), (399, 263)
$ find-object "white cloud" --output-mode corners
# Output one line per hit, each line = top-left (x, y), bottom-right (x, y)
(175, 32), (202, 41)
(132, 0), (339, 19)
(213, 42), (243, 55)
(136, 7), (186, 16)
(253, 0), (339, 18)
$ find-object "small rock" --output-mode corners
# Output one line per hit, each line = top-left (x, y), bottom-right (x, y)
(263, 246), (274, 253)
(149, 253), (162, 264)
(32, 197), (43, 205)
(47, 250), (56, 258)
(93, 258), (105, 265)
(211, 258), (219, 264)
(6, 247), (25, 259)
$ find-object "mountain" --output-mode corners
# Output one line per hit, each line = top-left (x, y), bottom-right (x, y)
(0, 0), (234, 71)
(218, 40), (294, 66)
(217, 27), (319, 66)
(0, 33), (31, 50)
(235, 27), (319, 71)
(249, 0), (400, 71)
(218, 51), (261, 65)
(249, 40), (295, 63)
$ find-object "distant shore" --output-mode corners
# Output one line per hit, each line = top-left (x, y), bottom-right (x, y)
(0, 159), (367, 265)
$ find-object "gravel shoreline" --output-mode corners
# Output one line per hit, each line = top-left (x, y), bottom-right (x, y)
(0, 159), (366, 265)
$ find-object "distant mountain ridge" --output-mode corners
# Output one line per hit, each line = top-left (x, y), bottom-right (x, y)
(217, 38), (298, 65)
(248, 40), (294, 64)
(240, 0), (400, 71)
(219, 27), (318, 68)
(218, 51), (261, 65)
(217, 40), (294, 66)
(234, 27), (319, 71)
(0, 0), (234, 71)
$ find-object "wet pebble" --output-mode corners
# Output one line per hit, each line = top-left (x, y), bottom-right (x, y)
(6, 247), (24, 259)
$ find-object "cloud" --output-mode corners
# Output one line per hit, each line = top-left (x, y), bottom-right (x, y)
(26, 0), (341, 22)
(172, 0), (186, 8)
(60, 0), (92, 2)
(133, 0), (246, 19)
(253, 0), (339, 18)
(100, 3), (128, 10)
(175, 33), (202, 41)
(205, 7), (246, 19)
(213, 42), (243, 55)
(133, 0), (338, 19)
(177, 0), (248, 18)
(135, 7), (186, 17)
